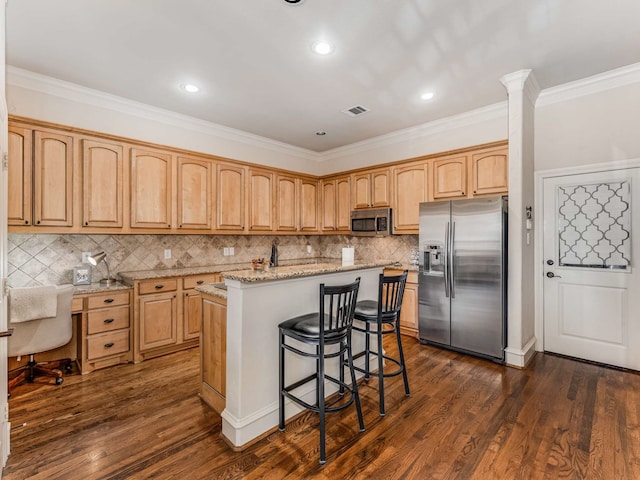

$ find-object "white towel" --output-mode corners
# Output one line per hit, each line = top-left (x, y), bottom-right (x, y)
(8, 285), (58, 323)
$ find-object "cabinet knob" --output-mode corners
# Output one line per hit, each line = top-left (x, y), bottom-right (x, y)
(85, 222), (88, 226)
(25, 220), (29, 225)
(104, 298), (114, 304)
(104, 342), (115, 348)
(103, 318), (114, 324)
(36, 220), (41, 225)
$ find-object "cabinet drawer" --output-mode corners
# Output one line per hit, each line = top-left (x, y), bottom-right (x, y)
(384, 268), (418, 284)
(183, 274), (220, 290)
(138, 278), (178, 295)
(87, 290), (130, 310)
(87, 306), (130, 335)
(71, 297), (84, 313)
(87, 330), (130, 361)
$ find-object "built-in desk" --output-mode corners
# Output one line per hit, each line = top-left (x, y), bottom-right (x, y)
(197, 260), (392, 450)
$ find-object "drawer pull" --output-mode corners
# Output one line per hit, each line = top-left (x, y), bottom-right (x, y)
(104, 342), (115, 348)
(196, 280), (204, 285)
(155, 284), (164, 289)
(103, 298), (114, 304)
(103, 318), (115, 324)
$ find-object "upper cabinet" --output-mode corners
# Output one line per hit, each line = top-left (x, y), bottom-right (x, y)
(248, 168), (274, 231)
(8, 126), (32, 226)
(471, 147), (509, 196)
(321, 175), (350, 233)
(130, 149), (173, 229)
(392, 162), (428, 234)
(351, 168), (390, 209)
(299, 178), (320, 232)
(275, 174), (298, 232)
(431, 154), (468, 200)
(177, 156), (213, 230)
(216, 162), (245, 231)
(33, 130), (74, 227)
(82, 139), (124, 228)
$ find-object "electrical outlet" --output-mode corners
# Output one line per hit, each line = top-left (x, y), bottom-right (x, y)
(223, 247), (229, 256)
(229, 247), (235, 256)
(82, 252), (92, 264)
(164, 249), (171, 259)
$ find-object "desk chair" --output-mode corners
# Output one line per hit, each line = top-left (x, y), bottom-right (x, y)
(8, 284), (75, 395)
(352, 271), (410, 416)
(279, 277), (364, 464)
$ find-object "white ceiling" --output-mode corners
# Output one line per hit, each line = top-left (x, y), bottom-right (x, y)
(6, 0), (640, 152)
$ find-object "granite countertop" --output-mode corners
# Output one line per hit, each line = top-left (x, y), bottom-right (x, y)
(220, 260), (394, 283)
(73, 282), (131, 295)
(196, 283), (228, 300)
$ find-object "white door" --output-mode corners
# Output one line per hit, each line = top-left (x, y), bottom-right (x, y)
(543, 167), (640, 370)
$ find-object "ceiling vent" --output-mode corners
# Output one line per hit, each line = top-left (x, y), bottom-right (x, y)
(341, 105), (370, 117)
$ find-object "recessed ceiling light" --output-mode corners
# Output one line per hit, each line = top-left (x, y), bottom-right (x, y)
(312, 41), (333, 55)
(181, 84), (200, 93)
(420, 92), (435, 101)
(284, 0), (304, 4)
(315, 131), (326, 136)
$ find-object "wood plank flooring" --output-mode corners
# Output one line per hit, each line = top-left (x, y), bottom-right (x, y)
(4, 337), (640, 479)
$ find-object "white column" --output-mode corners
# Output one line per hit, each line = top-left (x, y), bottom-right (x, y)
(500, 70), (540, 367)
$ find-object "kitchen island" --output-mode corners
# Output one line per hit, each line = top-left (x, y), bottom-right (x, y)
(197, 260), (392, 449)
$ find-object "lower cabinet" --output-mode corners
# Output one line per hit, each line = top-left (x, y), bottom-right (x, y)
(385, 268), (419, 338)
(200, 292), (227, 414)
(77, 289), (133, 374)
(132, 273), (220, 362)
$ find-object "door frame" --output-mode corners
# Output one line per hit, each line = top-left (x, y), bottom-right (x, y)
(534, 158), (640, 353)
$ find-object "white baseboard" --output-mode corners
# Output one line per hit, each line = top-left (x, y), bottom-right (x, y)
(504, 336), (537, 368)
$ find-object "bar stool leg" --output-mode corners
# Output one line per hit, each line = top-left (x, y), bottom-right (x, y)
(318, 348), (326, 464)
(396, 324), (410, 396)
(279, 331), (285, 430)
(364, 322), (371, 380)
(377, 323), (385, 416)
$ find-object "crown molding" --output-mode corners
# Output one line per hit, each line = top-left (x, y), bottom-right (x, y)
(6, 66), (323, 162)
(537, 61), (640, 107)
(320, 101), (508, 162)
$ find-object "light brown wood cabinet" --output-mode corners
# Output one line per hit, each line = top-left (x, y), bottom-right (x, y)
(392, 162), (428, 234)
(138, 283), (178, 354)
(299, 178), (320, 232)
(130, 148), (173, 229)
(7, 125), (32, 226)
(352, 168), (391, 209)
(216, 162), (245, 231)
(321, 175), (351, 232)
(432, 154), (468, 200)
(82, 139), (124, 228)
(471, 147), (509, 196)
(275, 174), (298, 232)
(33, 130), (74, 226)
(248, 168), (275, 231)
(385, 268), (419, 338)
(177, 156), (213, 230)
(183, 273), (221, 342)
(200, 292), (227, 414)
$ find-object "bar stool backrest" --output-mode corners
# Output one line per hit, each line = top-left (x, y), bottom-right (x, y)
(320, 277), (361, 340)
(378, 271), (408, 321)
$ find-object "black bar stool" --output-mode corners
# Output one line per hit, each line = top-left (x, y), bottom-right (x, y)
(278, 277), (364, 464)
(352, 271), (410, 416)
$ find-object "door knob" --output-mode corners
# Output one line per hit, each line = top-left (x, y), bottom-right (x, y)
(546, 259), (554, 265)
(546, 272), (562, 278)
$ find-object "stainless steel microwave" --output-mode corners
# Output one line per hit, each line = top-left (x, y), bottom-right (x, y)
(350, 208), (392, 236)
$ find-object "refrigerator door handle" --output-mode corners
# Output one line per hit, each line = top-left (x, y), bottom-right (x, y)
(450, 221), (456, 298)
(444, 222), (450, 298)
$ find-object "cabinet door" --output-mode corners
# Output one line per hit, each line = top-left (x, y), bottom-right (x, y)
(248, 168), (274, 231)
(432, 155), (468, 200)
(399, 281), (418, 336)
(202, 297), (227, 413)
(336, 176), (351, 231)
(138, 293), (177, 351)
(300, 178), (319, 232)
(276, 174), (298, 232)
(321, 179), (336, 231)
(8, 126), (32, 226)
(183, 291), (202, 341)
(82, 139), (124, 227)
(131, 149), (173, 229)
(471, 148), (508, 196)
(33, 131), (73, 226)
(177, 156), (213, 230)
(352, 173), (371, 209)
(393, 162), (428, 233)
(370, 169), (391, 207)
(216, 162), (245, 231)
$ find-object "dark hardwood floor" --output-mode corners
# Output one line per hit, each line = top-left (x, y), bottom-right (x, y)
(4, 336), (640, 479)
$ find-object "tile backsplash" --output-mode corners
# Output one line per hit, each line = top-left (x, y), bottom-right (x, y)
(8, 234), (418, 287)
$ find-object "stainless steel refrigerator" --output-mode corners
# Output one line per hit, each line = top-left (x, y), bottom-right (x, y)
(418, 197), (507, 361)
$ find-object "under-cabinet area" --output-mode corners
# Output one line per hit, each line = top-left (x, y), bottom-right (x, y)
(8, 116), (508, 237)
